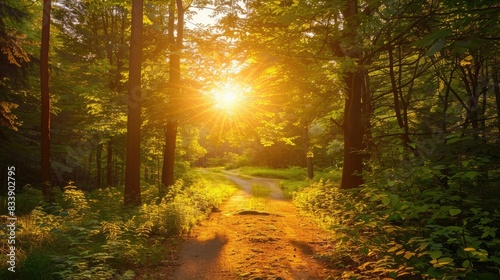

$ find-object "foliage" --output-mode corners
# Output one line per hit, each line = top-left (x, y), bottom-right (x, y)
(1, 171), (237, 279)
(238, 166), (307, 180)
(251, 184), (272, 198)
(294, 159), (500, 279)
(236, 166), (341, 198)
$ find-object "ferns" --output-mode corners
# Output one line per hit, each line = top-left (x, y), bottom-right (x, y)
(0, 173), (237, 279)
(294, 176), (500, 279)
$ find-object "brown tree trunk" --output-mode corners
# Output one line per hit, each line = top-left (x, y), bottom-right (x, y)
(340, 70), (365, 189)
(336, 0), (374, 189)
(106, 139), (113, 187)
(85, 148), (93, 187)
(494, 62), (500, 131)
(124, 0), (143, 206)
(161, 0), (184, 188)
(302, 125), (314, 179)
(40, 0), (53, 201)
(96, 143), (102, 188)
(162, 120), (178, 188)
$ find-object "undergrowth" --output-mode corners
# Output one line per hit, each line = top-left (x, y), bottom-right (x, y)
(0, 170), (237, 279)
(239, 166), (341, 198)
(294, 162), (500, 279)
(251, 184), (272, 198)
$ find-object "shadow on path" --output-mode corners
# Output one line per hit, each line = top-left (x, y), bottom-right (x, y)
(170, 169), (333, 280)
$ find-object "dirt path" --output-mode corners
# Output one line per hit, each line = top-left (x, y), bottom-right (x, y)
(170, 171), (334, 280)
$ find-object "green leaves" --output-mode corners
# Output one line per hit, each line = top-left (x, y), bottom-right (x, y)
(449, 208), (461, 216)
(412, 28), (453, 55)
(429, 250), (443, 259)
(426, 39), (446, 56)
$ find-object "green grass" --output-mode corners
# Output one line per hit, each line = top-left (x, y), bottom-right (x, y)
(238, 166), (341, 182)
(251, 184), (272, 198)
(279, 180), (309, 199)
(238, 166), (307, 180)
(238, 166), (342, 199)
(1, 168), (239, 279)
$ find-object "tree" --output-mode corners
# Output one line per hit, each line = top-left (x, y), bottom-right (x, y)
(40, 0), (53, 200)
(229, 0), (371, 186)
(0, 0), (30, 131)
(124, 0), (143, 206)
(161, 0), (184, 188)
(52, 0), (130, 188)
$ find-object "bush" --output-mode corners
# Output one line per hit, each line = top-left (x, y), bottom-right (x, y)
(0, 186), (44, 215)
(3, 172), (237, 279)
(294, 163), (500, 279)
(239, 166), (307, 180)
(142, 177), (236, 235)
(223, 152), (250, 170)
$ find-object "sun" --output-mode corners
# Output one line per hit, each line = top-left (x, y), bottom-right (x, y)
(212, 82), (246, 113)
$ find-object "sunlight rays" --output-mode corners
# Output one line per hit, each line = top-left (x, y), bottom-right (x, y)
(211, 81), (247, 114)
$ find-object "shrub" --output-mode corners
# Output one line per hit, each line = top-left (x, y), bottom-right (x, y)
(3, 170), (237, 279)
(294, 163), (500, 279)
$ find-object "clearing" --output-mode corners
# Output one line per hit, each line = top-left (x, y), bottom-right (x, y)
(169, 170), (335, 280)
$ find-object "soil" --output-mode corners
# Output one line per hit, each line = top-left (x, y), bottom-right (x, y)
(167, 171), (335, 280)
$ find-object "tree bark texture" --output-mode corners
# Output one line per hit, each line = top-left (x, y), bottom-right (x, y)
(106, 139), (113, 187)
(338, 0), (368, 189)
(96, 143), (102, 188)
(162, 120), (178, 188)
(161, 0), (184, 188)
(40, 0), (53, 201)
(340, 70), (366, 189)
(124, 0), (143, 206)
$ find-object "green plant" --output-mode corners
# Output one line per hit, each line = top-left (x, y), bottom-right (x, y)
(293, 153), (500, 279)
(4, 169), (237, 279)
(238, 166), (307, 180)
(251, 184), (272, 198)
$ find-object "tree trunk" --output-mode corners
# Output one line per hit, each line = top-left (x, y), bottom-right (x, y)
(302, 125), (313, 179)
(106, 139), (113, 187)
(161, 0), (184, 188)
(388, 48), (418, 156)
(124, 0), (143, 207)
(340, 71), (365, 189)
(40, 0), (53, 201)
(162, 120), (178, 188)
(96, 143), (102, 188)
(114, 157), (119, 187)
(85, 148), (93, 188)
(336, 0), (372, 189)
(494, 62), (500, 131)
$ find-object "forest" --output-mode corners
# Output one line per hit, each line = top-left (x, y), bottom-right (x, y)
(1, 0), (499, 279)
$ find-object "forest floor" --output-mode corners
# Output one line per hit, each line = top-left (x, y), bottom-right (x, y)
(162, 170), (336, 280)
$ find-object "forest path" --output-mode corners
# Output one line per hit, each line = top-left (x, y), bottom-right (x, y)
(169, 170), (334, 280)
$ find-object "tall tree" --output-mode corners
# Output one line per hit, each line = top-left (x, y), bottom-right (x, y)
(53, 0), (130, 188)
(161, 0), (184, 188)
(0, 0), (30, 131)
(124, 0), (143, 206)
(239, 0), (372, 188)
(40, 0), (53, 200)
(332, 0), (372, 189)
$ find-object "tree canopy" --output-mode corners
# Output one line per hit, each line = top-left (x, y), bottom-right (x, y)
(1, 0), (499, 278)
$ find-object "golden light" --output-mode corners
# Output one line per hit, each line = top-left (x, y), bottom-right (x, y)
(197, 78), (259, 142)
(212, 82), (247, 114)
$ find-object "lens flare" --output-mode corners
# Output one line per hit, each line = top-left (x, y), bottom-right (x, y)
(212, 82), (245, 113)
